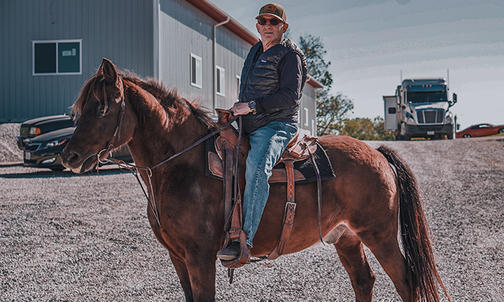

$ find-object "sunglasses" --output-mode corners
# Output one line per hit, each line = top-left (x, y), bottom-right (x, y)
(257, 17), (282, 26)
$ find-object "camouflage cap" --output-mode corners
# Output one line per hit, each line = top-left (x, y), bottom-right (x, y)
(256, 3), (286, 22)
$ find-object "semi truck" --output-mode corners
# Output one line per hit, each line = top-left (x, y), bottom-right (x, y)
(383, 78), (457, 140)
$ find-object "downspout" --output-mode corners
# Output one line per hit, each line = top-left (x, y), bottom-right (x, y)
(153, 0), (160, 79)
(212, 16), (230, 111)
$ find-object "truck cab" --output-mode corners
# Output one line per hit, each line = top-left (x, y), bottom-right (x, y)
(384, 78), (457, 140)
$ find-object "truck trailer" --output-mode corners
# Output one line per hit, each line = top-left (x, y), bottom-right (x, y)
(383, 78), (457, 140)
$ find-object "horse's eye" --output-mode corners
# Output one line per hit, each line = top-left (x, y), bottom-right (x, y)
(97, 106), (107, 117)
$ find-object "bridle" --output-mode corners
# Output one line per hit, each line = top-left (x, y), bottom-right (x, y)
(93, 77), (238, 226)
(96, 76), (127, 162)
(97, 94), (126, 163)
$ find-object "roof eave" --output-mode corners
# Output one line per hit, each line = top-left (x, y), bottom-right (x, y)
(185, 0), (258, 45)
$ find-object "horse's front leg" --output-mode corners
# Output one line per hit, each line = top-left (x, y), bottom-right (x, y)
(184, 251), (217, 302)
(169, 253), (194, 301)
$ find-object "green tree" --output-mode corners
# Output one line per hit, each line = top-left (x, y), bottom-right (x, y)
(298, 34), (354, 136)
(372, 116), (396, 140)
(317, 93), (354, 135)
(339, 116), (395, 140)
(340, 118), (376, 140)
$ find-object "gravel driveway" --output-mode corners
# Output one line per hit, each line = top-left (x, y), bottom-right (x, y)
(1, 135), (503, 301)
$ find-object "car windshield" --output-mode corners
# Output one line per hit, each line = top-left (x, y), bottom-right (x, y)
(407, 91), (448, 103)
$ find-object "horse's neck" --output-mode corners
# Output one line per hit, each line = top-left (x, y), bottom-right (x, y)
(125, 88), (205, 169)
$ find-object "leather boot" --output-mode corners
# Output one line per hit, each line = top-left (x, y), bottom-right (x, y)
(217, 241), (241, 261)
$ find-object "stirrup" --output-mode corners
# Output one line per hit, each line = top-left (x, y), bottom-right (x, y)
(220, 231), (250, 269)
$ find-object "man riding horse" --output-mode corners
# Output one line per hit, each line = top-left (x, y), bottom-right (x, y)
(61, 3), (451, 300)
(217, 3), (308, 261)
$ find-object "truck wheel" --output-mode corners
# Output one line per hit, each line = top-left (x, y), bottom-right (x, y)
(498, 128), (504, 134)
(463, 134), (471, 138)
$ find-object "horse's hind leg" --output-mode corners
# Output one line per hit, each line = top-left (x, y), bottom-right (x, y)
(333, 226), (376, 302)
(358, 231), (412, 301)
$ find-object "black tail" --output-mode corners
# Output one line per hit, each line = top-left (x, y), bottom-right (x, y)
(377, 146), (451, 302)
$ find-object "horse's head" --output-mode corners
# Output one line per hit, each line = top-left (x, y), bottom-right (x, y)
(61, 58), (135, 173)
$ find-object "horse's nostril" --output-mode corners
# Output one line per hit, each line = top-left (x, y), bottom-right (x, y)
(66, 151), (81, 164)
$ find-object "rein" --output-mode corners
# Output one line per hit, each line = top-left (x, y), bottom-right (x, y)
(95, 93), (238, 226)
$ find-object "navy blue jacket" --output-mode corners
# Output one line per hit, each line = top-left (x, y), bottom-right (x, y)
(238, 39), (307, 134)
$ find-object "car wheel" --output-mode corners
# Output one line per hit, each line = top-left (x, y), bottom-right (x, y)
(463, 134), (471, 138)
(498, 128), (504, 134)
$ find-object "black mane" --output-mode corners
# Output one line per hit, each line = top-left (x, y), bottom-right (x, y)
(121, 73), (216, 129)
(72, 71), (216, 129)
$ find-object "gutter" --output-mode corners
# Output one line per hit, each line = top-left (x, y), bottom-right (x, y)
(212, 16), (230, 111)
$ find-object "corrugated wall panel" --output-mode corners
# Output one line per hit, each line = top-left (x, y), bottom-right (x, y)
(215, 26), (253, 110)
(159, 0), (213, 110)
(0, 0), (318, 126)
(300, 88), (318, 134)
(0, 0), (154, 122)
(159, 0), (252, 113)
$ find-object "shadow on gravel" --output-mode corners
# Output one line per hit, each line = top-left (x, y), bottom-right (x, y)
(0, 162), (23, 168)
(0, 168), (128, 179)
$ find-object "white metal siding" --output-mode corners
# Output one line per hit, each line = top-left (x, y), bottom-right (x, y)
(158, 0), (251, 113)
(299, 86), (317, 132)
(0, 0), (318, 126)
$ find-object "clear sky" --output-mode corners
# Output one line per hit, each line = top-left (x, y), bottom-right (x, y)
(210, 0), (504, 129)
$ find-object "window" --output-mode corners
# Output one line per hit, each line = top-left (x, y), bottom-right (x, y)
(235, 75), (241, 99)
(190, 53), (202, 88)
(216, 65), (225, 96)
(33, 40), (81, 75)
(304, 108), (309, 126)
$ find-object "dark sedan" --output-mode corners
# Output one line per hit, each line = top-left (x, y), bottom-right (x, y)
(23, 127), (131, 171)
(17, 115), (74, 150)
(23, 127), (75, 171)
(456, 123), (504, 138)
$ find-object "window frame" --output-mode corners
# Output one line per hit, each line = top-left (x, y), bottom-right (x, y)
(235, 75), (241, 100)
(190, 53), (202, 89)
(32, 39), (82, 76)
(304, 107), (309, 126)
(215, 65), (225, 96)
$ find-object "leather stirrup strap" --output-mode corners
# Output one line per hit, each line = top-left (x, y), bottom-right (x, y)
(268, 160), (296, 260)
(223, 146), (234, 232)
(308, 145), (325, 245)
(221, 117), (250, 271)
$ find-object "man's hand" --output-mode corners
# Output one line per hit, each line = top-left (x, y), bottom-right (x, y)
(231, 102), (252, 116)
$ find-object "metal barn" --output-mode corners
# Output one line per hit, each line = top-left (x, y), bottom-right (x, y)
(0, 0), (321, 134)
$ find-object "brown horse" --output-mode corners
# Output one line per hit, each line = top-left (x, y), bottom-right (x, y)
(61, 58), (450, 302)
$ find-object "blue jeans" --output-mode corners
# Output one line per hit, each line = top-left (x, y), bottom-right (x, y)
(242, 121), (298, 247)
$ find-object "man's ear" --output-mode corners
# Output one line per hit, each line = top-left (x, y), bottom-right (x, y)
(282, 23), (289, 33)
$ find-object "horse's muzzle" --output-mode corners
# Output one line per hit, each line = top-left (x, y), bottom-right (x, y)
(61, 147), (96, 173)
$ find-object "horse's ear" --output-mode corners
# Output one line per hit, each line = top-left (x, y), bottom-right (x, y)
(98, 58), (118, 83)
